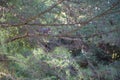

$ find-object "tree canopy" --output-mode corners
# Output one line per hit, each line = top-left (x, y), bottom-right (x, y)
(0, 0), (120, 80)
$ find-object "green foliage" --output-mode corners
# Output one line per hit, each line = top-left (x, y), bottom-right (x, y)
(0, 28), (32, 55)
(0, 0), (120, 80)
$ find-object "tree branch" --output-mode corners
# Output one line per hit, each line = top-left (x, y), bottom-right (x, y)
(0, 0), (65, 28)
(0, 1), (119, 28)
(61, 1), (120, 36)
(5, 27), (120, 43)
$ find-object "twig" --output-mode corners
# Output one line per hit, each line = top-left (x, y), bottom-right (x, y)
(0, 0), (65, 28)
(4, 28), (120, 43)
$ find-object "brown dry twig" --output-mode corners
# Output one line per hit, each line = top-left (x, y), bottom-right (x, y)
(1, 1), (120, 43)
(5, 27), (120, 43)
(0, 0), (65, 28)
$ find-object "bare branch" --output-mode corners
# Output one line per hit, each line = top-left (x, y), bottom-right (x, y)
(0, 0), (65, 28)
(61, 1), (120, 36)
(4, 27), (120, 43)
(0, 1), (119, 28)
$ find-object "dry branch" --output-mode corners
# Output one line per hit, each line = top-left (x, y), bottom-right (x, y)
(0, 0), (65, 28)
(5, 28), (120, 43)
